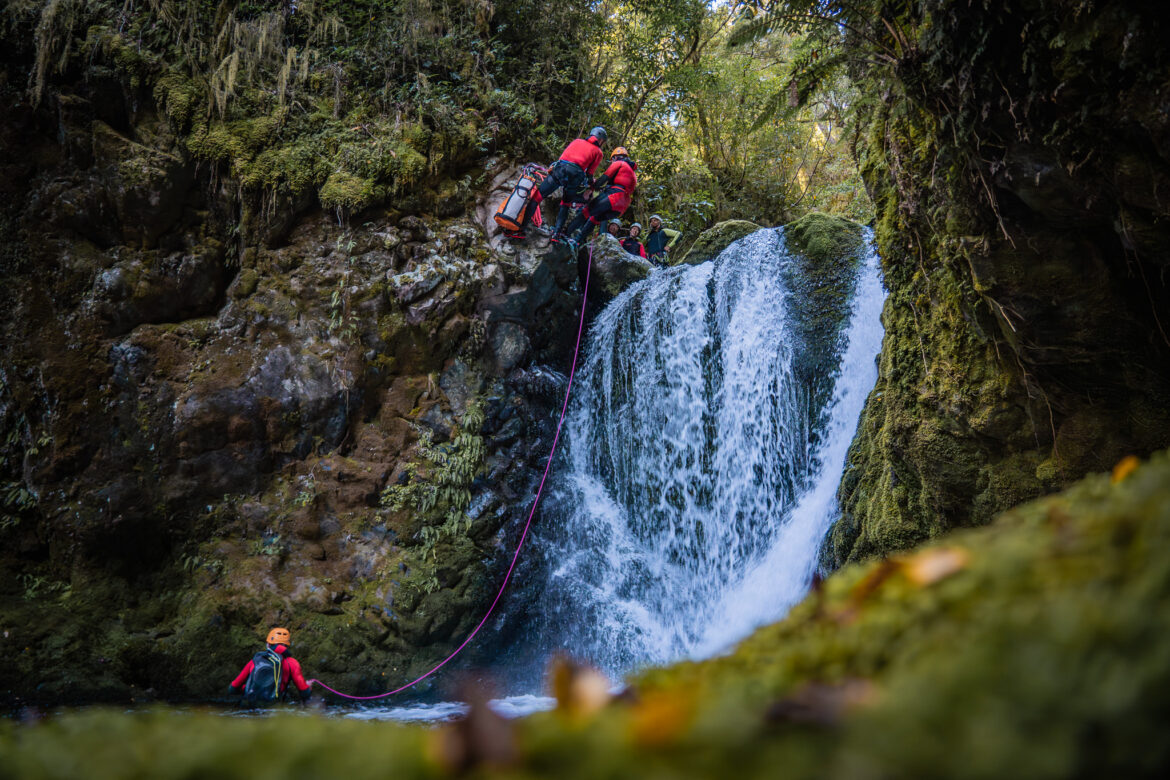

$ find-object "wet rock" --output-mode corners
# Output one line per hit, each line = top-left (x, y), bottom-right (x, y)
(584, 235), (652, 304)
(91, 242), (227, 334)
(91, 121), (193, 248)
(440, 359), (484, 416)
(489, 321), (530, 374)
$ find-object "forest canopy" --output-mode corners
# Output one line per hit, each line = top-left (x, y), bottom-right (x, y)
(3, 0), (870, 232)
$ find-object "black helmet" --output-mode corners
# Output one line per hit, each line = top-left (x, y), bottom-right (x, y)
(589, 126), (608, 143)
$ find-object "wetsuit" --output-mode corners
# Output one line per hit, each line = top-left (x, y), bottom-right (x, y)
(565, 158), (638, 243)
(645, 226), (681, 263)
(621, 235), (647, 258)
(229, 644), (311, 702)
(529, 136), (605, 236)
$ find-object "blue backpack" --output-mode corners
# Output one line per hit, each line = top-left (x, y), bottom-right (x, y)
(243, 648), (283, 702)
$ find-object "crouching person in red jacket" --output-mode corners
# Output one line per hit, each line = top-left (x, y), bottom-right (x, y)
(528, 126), (608, 239)
(228, 627), (312, 705)
(562, 147), (638, 248)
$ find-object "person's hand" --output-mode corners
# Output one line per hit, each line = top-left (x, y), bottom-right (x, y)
(227, 685), (240, 696)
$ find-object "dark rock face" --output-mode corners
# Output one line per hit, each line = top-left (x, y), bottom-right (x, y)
(0, 95), (609, 702)
(824, 0), (1170, 566)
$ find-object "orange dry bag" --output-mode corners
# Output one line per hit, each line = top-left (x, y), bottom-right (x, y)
(494, 163), (548, 232)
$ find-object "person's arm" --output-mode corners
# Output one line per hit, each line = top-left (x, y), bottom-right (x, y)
(639, 243), (647, 259)
(593, 161), (618, 190)
(663, 228), (682, 250)
(229, 660), (254, 692)
(283, 657), (312, 701)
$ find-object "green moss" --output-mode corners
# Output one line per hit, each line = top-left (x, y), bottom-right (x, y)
(185, 115), (285, 176)
(677, 219), (760, 265)
(319, 170), (381, 212)
(783, 212), (864, 268)
(152, 72), (202, 132)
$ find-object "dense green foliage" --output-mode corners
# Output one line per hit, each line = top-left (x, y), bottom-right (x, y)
(578, 1), (870, 234)
(4, 0), (597, 219)
(3, 0), (871, 237)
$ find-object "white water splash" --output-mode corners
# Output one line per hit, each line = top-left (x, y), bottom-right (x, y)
(524, 227), (886, 677)
(342, 695), (556, 723)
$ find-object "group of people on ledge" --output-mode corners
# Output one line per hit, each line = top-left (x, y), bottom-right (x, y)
(508, 125), (681, 262)
(604, 216), (681, 265)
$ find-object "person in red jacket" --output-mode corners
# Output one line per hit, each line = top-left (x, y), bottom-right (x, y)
(563, 147), (638, 248)
(527, 126), (607, 240)
(228, 627), (312, 705)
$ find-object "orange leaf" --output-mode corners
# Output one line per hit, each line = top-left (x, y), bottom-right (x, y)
(550, 656), (612, 721)
(630, 690), (696, 747)
(1112, 455), (1140, 484)
(902, 547), (970, 586)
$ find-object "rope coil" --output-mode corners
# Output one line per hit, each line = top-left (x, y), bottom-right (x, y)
(309, 242), (594, 701)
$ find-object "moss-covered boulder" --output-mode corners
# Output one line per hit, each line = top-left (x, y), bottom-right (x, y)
(584, 234), (653, 303)
(676, 219), (761, 265)
(780, 213), (868, 424)
(4, 452), (1169, 776)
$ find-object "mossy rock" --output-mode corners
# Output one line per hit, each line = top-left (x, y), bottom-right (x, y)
(676, 220), (761, 265)
(782, 212), (865, 268)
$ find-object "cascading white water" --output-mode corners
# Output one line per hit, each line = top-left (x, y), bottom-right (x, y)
(523, 227), (886, 678)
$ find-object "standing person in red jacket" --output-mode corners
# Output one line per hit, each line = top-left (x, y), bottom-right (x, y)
(227, 627), (312, 705)
(527, 126), (608, 240)
(562, 147), (638, 249)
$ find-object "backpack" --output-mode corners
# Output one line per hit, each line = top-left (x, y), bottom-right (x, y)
(494, 163), (548, 232)
(243, 648), (283, 702)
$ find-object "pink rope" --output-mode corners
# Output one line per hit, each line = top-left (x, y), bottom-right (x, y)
(308, 242), (594, 701)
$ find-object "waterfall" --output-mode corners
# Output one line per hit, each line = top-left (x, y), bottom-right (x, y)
(509, 227), (886, 680)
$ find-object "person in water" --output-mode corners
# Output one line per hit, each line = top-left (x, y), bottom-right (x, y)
(228, 627), (312, 705)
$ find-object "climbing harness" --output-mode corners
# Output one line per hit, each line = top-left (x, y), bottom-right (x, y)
(309, 242), (595, 701)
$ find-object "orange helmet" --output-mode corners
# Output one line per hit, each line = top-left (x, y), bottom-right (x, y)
(611, 147), (630, 159)
(266, 627), (291, 646)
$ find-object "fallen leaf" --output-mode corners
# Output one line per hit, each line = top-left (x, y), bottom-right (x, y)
(630, 689), (696, 747)
(764, 679), (878, 727)
(902, 546), (970, 586)
(832, 559), (900, 623)
(426, 681), (516, 774)
(1112, 455), (1140, 484)
(550, 655), (612, 721)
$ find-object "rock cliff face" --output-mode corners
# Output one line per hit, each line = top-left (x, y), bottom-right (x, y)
(826, 0), (1170, 565)
(0, 73), (597, 701)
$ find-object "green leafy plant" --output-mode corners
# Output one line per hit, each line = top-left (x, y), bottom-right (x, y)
(380, 400), (487, 562)
(249, 534), (286, 557)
